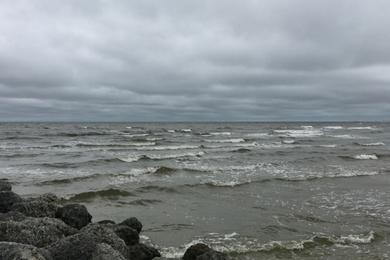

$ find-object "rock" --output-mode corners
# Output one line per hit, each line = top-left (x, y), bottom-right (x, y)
(55, 204), (92, 229)
(0, 241), (52, 260)
(92, 243), (126, 260)
(46, 223), (128, 260)
(127, 243), (161, 260)
(119, 217), (143, 234)
(0, 191), (22, 213)
(81, 224), (128, 256)
(196, 251), (228, 260)
(114, 225), (139, 246)
(97, 220), (116, 225)
(11, 198), (58, 218)
(0, 211), (26, 222)
(45, 232), (96, 260)
(183, 244), (212, 260)
(0, 217), (77, 247)
(0, 179), (12, 191)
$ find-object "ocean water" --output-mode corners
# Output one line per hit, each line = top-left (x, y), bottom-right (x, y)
(1, 122), (390, 259)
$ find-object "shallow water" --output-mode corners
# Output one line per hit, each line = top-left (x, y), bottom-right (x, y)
(1, 122), (390, 259)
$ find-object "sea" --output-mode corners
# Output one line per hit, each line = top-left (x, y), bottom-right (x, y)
(0, 122), (389, 259)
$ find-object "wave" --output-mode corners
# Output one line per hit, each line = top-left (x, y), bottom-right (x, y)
(121, 133), (149, 138)
(204, 138), (245, 143)
(37, 174), (104, 185)
(47, 131), (109, 137)
(347, 126), (378, 130)
(120, 199), (163, 206)
(340, 154), (378, 160)
(120, 151), (204, 162)
(245, 133), (270, 138)
(136, 185), (178, 193)
(209, 132), (231, 136)
(160, 231), (376, 258)
(354, 142), (385, 146)
(76, 142), (156, 148)
(66, 188), (136, 201)
(35, 158), (127, 168)
(273, 129), (323, 138)
(323, 126), (344, 130)
(133, 145), (199, 151)
(329, 134), (366, 139)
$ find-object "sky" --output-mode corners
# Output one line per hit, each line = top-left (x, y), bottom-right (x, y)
(0, 0), (390, 122)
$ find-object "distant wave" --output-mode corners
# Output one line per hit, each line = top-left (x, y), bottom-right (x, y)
(322, 126), (344, 130)
(45, 131), (110, 137)
(133, 145), (199, 151)
(136, 185), (179, 193)
(160, 231), (376, 258)
(65, 188), (136, 202)
(34, 158), (127, 169)
(204, 138), (245, 143)
(118, 151), (205, 162)
(347, 126), (379, 130)
(354, 142), (385, 146)
(273, 129), (323, 138)
(339, 154), (378, 160)
(209, 132), (231, 136)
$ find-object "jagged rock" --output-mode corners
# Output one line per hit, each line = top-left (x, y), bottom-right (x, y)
(92, 243), (126, 260)
(11, 199), (58, 218)
(196, 251), (228, 260)
(0, 179), (12, 191)
(55, 204), (92, 229)
(114, 225), (139, 246)
(46, 223), (128, 260)
(0, 211), (26, 222)
(0, 241), (52, 260)
(119, 217), (143, 234)
(127, 243), (161, 260)
(183, 244), (212, 260)
(0, 217), (77, 247)
(0, 191), (22, 213)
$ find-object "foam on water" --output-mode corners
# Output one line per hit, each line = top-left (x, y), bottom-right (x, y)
(353, 154), (378, 160)
(323, 126), (344, 130)
(273, 128), (323, 138)
(204, 138), (245, 143)
(209, 132), (231, 136)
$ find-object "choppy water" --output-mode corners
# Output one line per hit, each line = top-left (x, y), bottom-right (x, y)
(1, 122), (390, 259)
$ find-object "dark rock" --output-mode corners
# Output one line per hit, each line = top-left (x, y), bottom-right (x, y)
(92, 243), (126, 260)
(0, 191), (22, 213)
(127, 243), (161, 260)
(11, 199), (58, 218)
(55, 204), (92, 229)
(0, 241), (52, 260)
(119, 217), (143, 234)
(0, 211), (26, 222)
(97, 220), (116, 225)
(0, 217), (77, 247)
(183, 244), (212, 260)
(114, 225), (139, 246)
(0, 179), (12, 191)
(45, 232), (96, 260)
(46, 223), (127, 260)
(196, 251), (228, 260)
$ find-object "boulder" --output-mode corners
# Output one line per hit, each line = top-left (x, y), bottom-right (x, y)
(0, 241), (52, 260)
(127, 243), (161, 260)
(11, 199), (58, 218)
(0, 191), (22, 213)
(55, 204), (92, 229)
(0, 217), (77, 247)
(183, 244), (212, 260)
(113, 225), (139, 246)
(0, 211), (26, 222)
(196, 251), (228, 260)
(0, 179), (12, 191)
(46, 224), (128, 260)
(119, 217), (143, 234)
(92, 243), (127, 260)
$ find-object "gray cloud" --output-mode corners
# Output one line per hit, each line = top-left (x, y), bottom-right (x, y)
(1, 0), (390, 121)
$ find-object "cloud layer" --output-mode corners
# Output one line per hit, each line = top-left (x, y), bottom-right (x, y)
(1, 0), (390, 121)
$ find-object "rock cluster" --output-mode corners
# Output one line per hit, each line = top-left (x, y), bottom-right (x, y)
(0, 179), (228, 260)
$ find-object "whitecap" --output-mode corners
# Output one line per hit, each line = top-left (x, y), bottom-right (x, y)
(353, 154), (378, 160)
(347, 126), (378, 130)
(282, 139), (295, 144)
(273, 129), (323, 138)
(323, 126), (344, 130)
(209, 132), (231, 136)
(204, 138), (245, 143)
(357, 142), (385, 146)
(134, 145), (199, 151)
(246, 133), (270, 138)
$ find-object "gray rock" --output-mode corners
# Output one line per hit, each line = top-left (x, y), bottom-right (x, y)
(92, 243), (126, 260)
(183, 244), (212, 260)
(0, 241), (52, 260)
(127, 243), (161, 260)
(114, 225), (139, 246)
(0, 211), (26, 222)
(55, 204), (92, 229)
(0, 179), (12, 192)
(0, 191), (22, 213)
(196, 251), (228, 260)
(119, 217), (143, 234)
(0, 217), (77, 247)
(97, 220), (116, 225)
(11, 199), (58, 218)
(46, 224), (128, 260)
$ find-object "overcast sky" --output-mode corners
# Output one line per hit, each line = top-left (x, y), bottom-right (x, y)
(1, 0), (389, 122)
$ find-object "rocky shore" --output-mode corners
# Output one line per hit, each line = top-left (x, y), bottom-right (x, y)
(0, 179), (228, 260)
